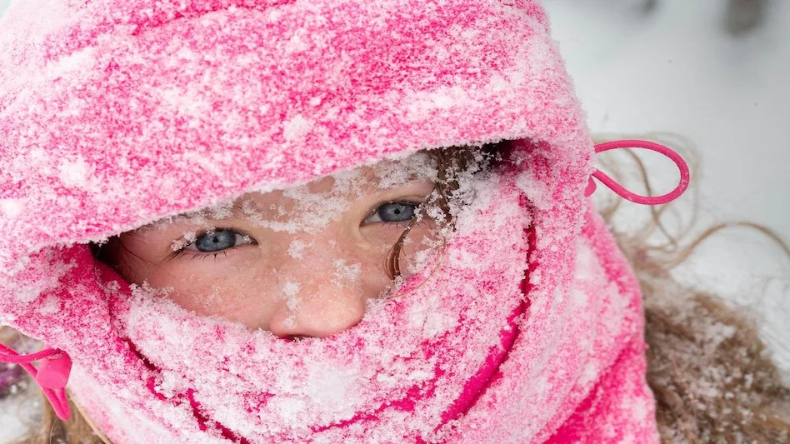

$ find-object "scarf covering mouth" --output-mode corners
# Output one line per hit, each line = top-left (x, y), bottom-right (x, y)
(0, 0), (659, 442)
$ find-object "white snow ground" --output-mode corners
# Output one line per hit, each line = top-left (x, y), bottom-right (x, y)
(0, 0), (788, 442)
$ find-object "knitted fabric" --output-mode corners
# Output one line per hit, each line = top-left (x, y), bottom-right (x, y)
(0, 1), (658, 442)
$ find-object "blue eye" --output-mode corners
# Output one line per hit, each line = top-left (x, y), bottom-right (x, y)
(187, 229), (249, 253)
(367, 202), (418, 224)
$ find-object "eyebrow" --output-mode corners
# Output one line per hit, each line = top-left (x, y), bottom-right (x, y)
(359, 169), (384, 197)
(357, 169), (436, 200)
(229, 202), (251, 220)
(160, 202), (251, 227)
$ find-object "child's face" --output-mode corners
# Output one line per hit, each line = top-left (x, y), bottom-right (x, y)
(114, 155), (441, 338)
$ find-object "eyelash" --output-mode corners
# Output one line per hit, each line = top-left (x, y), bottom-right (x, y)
(172, 250), (229, 261)
(167, 228), (251, 261)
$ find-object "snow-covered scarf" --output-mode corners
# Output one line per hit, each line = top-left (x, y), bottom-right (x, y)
(0, 1), (665, 442)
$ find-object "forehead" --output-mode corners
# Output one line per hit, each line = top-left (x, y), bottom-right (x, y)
(138, 153), (440, 231)
(241, 154), (440, 212)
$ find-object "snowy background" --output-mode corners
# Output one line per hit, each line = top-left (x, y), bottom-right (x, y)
(542, 0), (790, 379)
(1, 0), (788, 441)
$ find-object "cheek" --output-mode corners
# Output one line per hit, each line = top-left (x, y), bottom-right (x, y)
(141, 258), (281, 329)
(358, 221), (442, 281)
(399, 225), (444, 279)
(359, 220), (440, 250)
(400, 222), (441, 255)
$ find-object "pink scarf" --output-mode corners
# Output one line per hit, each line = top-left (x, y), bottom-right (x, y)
(0, 0), (672, 442)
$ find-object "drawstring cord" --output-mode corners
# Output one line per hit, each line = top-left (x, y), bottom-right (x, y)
(586, 139), (690, 205)
(0, 343), (72, 421)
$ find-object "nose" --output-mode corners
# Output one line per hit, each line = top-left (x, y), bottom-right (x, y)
(268, 279), (367, 338)
(267, 247), (370, 339)
(268, 287), (367, 339)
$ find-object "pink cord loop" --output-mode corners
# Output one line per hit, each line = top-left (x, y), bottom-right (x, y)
(585, 139), (690, 205)
(0, 343), (72, 420)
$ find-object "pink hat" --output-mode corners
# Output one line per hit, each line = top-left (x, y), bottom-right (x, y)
(0, 0), (686, 442)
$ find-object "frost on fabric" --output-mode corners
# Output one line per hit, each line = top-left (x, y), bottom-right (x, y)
(0, 198), (25, 219)
(5, 252), (76, 305)
(57, 155), (93, 189)
(282, 114), (314, 143)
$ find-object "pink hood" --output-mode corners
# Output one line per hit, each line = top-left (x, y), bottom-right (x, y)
(0, 0), (660, 442)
